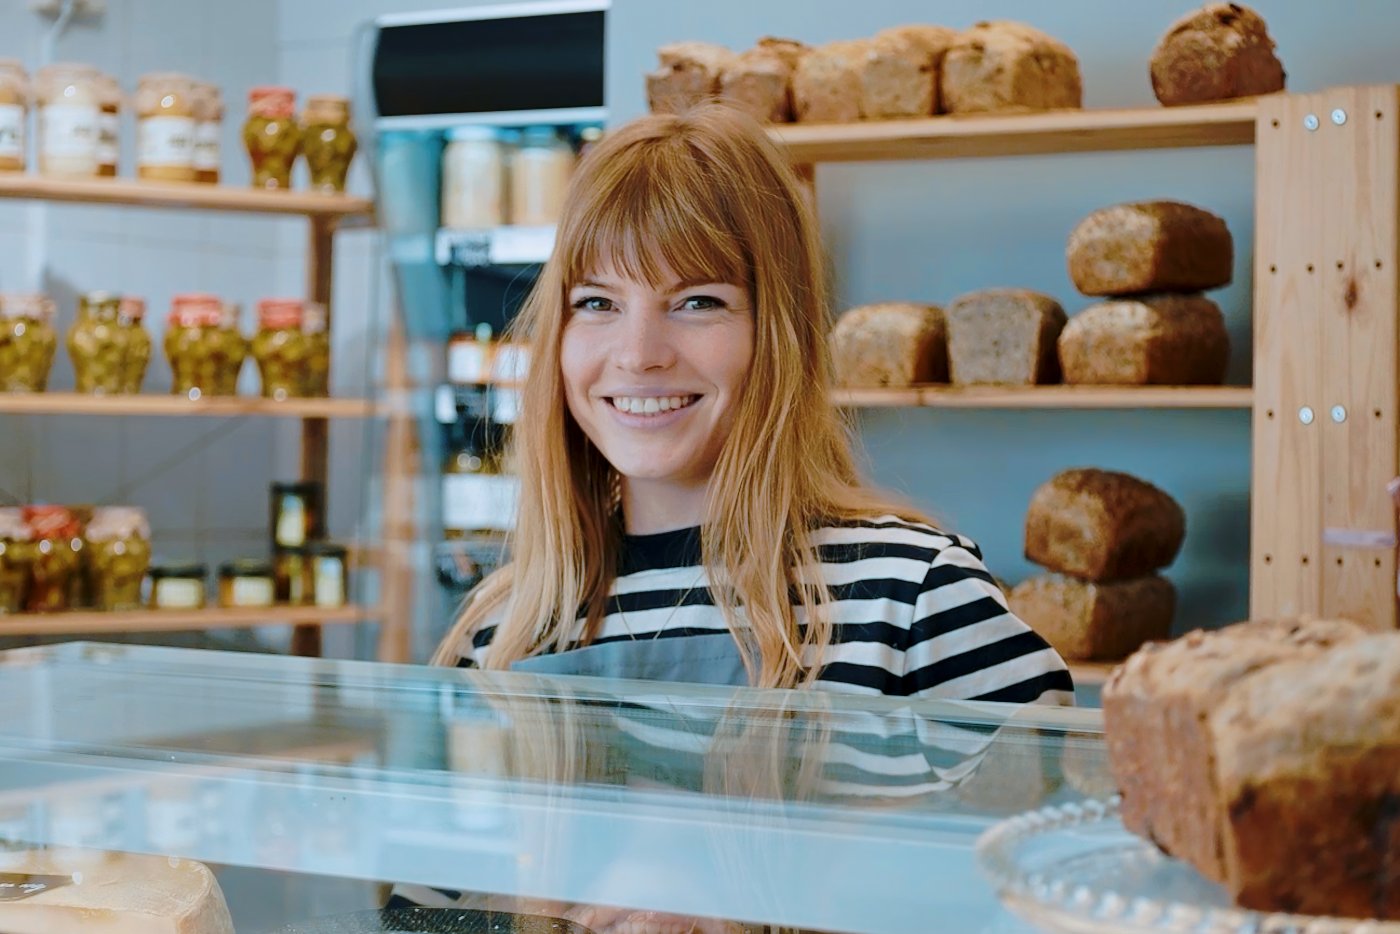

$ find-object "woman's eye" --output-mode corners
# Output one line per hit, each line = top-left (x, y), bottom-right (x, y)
(680, 295), (725, 311)
(571, 296), (615, 312)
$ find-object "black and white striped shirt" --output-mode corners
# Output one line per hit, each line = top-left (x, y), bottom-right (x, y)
(454, 515), (1074, 704)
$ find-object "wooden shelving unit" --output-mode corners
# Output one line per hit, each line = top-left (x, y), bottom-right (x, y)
(0, 393), (378, 419)
(831, 386), (1253, 410)
(0, 606), (370, 637)
(0, 174), (372, 218)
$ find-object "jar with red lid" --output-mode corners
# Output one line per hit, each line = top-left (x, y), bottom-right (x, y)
(0, 293), (57, 392)
(243, 86), (298, 190)
(251, 298), (308, 400)
(164, 293), (241, 398)
(22, 505), (81, 613)
(0, 508), (34, 614)
(84, 506), (151, 611)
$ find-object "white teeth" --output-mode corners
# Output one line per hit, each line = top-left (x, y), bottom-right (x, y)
(611, 395), (696, 415)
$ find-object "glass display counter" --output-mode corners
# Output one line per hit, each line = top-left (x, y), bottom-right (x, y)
(0, 642), (1110, 933)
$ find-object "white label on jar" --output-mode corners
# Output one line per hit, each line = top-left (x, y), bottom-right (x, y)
(313, 557), (345, 608)
(230, 576), (274, 607)
(139, 115), (196, 168)
(447, 341), (489, 384)
(194, 121), (220, 171)
(0, 105), (23, 161)
(155, 578), (204, 609)
(41, 103), (100, 160)
(276, 494), (307, 548)
(97, 111), (118, 166)
(443, 474), (518, 532)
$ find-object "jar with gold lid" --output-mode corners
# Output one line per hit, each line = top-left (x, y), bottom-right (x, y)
(35, 63), (100, 178)
(136, 73), (197, 182)
(300, 94), (356, 193)
(218, 559), (274, 608)
(164, 293), (241, 398)
(0, 59), (29, 173)
(0, 293), (57, 393)
(192, 81), (223, 184)
(243, 86), (298, 190)
(84, 507), (151, 611)
(307, 542), (348, 607)
(22, 505), (81, 613)
(96, 72), (121, 177)
(0, 508), (34, 614)
(118, 296), (151, 393)
(302, 301), (329, 396)
(251, 299), (308, 400)
(68, 291), (128, 394)
(147, 562), (206, 610)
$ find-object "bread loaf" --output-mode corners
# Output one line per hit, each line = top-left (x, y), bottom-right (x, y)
(830, 302), (947, 387)
(944, 288), (1065, 386)
(720, 37), (808, 123)
(1102, 620), (1365, 892)
(792, 40), (867, 123)
(1024, 468), (1185, 582)
(646, 42), (738, 115)
(1067, 200), (1233, 297)
(1211, 633), (1400, 917)
(1059, 294), (1230, 385)
(0, 849), (235, 934)
(1151, 3), (1285, 106)
(1009, 573), (1175, 661)
(942, 21), (1082, 114)
(858, 32), (937, 119)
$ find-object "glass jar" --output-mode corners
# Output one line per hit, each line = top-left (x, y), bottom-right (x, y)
(252, 298), (308, 400)
(270, 481), (324, 550)
(218, 559), (274, 608)
(307, 542), (348, 608)
(215, 302), (247, 395)
(0, 59), (29, 173)
(273, 548), (311, 605)
(192, 81), (223, 184)
(0, 508), (34, 614)
(84, 507), (151, 611)
(22, 505), (81, 613)
(509, 126), (575, 226)
(302, 302), (329, 396)
(118, 296), (151, 393)
(96, 73), (121, 177)
(147, 563), (206, 609)
(0, 293), (57, 393)
(441, 126), (505, 229)
(136, 73), (196, 182)
(243, 86), (298, 190)
(68, 291), (126, 395)
(35, 63), (100, 178)
(300, 94), (356, 194)
(164, 293), (240, 398)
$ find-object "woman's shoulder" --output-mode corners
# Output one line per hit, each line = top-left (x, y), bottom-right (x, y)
(810, 513), (983, 560)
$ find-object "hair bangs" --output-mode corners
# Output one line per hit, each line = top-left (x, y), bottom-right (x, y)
(561, 144), (752, 292)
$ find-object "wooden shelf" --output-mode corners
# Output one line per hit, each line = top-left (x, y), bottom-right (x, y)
(769, 99), (1259, 163)
(833, 385), (1253, 409)
(0, 174), (374, 219)
(1070, 661), (1119, 688)
(0, 605), (372, 637)
(0, 392), (379, 418)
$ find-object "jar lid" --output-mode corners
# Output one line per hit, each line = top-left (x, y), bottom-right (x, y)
(96, 73), (122, 104)
(306, 542), (348, 559)
(258, 298), (304, 329)
(0, 508), (31, 542)
(271, 480), (321, 496)
(81, 290), (121, 316)
(37, 62), (99, 78)
(138, 71), (195, 86)
(219, 302), (241, 329)
(149, 562), (207, 580)
(219, 558), (273, 577)
(248, 85), (295, 119)
(304, 94), (351, 122)
(22, 505), (80, 541)
(519, 126), (565, 144)
(119, 296), (146, 321)
(447, 125), (500, 142)
(170, 294), (224, 328)
(0, 293), (54, 321)
(85, 506), (150, 542)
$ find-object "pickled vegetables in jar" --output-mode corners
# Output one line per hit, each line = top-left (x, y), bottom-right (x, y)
(243, 86), (298, 190)
(118, 296), (151, 393)
(84, 507), (151, 611)
(251, 298), (308, 400)
(164, 293), (242, 398)
(21, 505), (81, 613)
(300, 94), (356, 193)
(302, 301), (329, 396)
(0, 508), (34, 614)
(68, 291), (128, 394)
(215, 301), (248, 395)
(0, 293), (57, 393)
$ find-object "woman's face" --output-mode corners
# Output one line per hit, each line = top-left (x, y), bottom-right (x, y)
(561, 261), (754, 492)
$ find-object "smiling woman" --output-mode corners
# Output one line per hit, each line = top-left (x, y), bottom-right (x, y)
(429, 102), (1071, 705)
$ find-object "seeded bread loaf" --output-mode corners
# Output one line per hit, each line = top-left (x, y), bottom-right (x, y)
(1102, 620), (1366, 890)
(876, 24), (958, 113)
(792, 40), (868, 123)
(1059, 294), (1230, 385)
(1151, 3), (1285, 106)
(857, 31), (938, 119)
(1210, 633), (1400, 917)
(1009, 573), (1175, 661)
(830, 302), (947, 387)
(944, 288), (1065, 386)
(1067, 200), (1234, 297)
(1024, 468), (1185, 582)
(646, 42), (738, 115)
(720, 37), (808, 123)
(941, 21), (1082, 114)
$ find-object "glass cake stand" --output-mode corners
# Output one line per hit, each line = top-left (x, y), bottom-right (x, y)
(975, 796), (1400, 934)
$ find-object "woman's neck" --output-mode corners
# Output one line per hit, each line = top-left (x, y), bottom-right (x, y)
(621, 478), (708, 535)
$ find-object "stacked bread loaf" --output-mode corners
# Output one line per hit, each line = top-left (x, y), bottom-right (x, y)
(1150, 3), (1285, 106)
(1059, 200), (1233, 385)
(1009, 468), (1184, 660)
(646, 20), (1081, 124)
(1103, 618), (1400, 919)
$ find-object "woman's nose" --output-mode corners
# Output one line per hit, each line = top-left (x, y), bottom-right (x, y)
(615, 311), (677, 372)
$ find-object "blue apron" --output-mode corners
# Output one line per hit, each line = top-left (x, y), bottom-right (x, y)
(509, 632), (749, 686)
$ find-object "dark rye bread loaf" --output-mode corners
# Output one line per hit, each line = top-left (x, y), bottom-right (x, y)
(1059, 294), (1230, 385)
(1024, 468), (1185, 582)
(1008, 573), (1175, 661)
(1151, 3), (1285, 106)
(1067, 200), (1233, 297)
(1102, 619), (1366, 887)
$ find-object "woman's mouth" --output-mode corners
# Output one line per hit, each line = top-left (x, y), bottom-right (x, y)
(606, 395), (701, 416)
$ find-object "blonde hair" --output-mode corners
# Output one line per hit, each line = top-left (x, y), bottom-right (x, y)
(431, 104), (927, 687)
